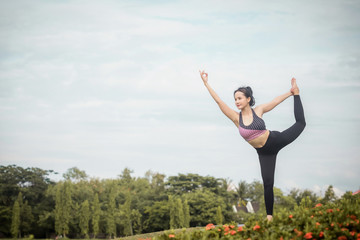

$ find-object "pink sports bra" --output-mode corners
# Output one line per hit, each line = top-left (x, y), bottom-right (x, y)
(239, 108), (267, 141)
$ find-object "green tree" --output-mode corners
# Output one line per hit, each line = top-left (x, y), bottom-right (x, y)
(122, 192), (133, 236)
(20, 200), (34, 236)
(169, 195), (176, 229)
(143, 200), (169, 232)
(91, 193), (100, 238)
(236, 180), (249, 205)
(175, 198), (184, 228)
(63, 167), (88, 182)
(54, 181), (72, 237)
(131, 209), (142, 235)
(183, 199), (190, 228)
(106, 183), (116, 238)
(186, 189), (226, 227)
(215, 206), (223, 225)
(1, 165), (56, 237)
(11, 197), (20, 238)
(79, 200), (90, 238)
(321, 185), (337, 204)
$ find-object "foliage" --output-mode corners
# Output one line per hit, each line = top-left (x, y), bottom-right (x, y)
(154, 193), (360, 240)
(1, 164), (357, 239)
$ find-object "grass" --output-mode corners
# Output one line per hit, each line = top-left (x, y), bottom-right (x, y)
(119, 227), (203, 240)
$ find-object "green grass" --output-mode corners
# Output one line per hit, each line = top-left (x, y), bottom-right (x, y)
(119, 227), (203, 240)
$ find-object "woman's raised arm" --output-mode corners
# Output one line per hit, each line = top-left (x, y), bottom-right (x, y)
(199, 70), (239, 127)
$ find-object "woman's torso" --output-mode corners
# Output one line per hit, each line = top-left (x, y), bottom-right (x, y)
(237, 108), (269, 148)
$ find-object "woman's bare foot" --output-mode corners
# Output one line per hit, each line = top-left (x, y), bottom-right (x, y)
(267, 215), (273, 222)
(291, 77), (300, 95)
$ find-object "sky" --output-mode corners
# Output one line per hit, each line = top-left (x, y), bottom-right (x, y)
(0, 0), (359, 197)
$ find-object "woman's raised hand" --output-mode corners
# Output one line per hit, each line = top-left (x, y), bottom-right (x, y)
(199, 70), (208, 84)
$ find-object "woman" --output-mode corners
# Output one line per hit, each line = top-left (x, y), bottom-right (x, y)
(199, 70), (306, 221)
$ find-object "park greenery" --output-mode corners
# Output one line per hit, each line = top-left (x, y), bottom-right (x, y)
(0, 165), (355, 239)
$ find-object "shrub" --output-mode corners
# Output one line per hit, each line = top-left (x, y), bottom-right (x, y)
(154, 192), (360, 240)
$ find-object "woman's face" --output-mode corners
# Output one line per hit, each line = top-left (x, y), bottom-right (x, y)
(234, 91), (250, 110)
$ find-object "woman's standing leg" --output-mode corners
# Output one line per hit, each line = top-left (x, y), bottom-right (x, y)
(258, 153), (277, 218)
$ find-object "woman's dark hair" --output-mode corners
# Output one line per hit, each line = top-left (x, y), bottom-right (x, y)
(234, 86), (255, 106)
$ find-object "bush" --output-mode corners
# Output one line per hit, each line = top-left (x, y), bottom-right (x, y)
(153, 192), (360, 240)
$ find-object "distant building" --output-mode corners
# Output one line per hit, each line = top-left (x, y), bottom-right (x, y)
(352, 190), (360, 195)
(233, 201), (260, 213)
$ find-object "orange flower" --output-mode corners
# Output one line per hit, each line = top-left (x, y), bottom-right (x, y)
(315, 203), (322, 207)
(294, 229), (303, 237)
(253, 224), (260, 231)
(289, 214), (293, 218)
(224, 232), (229, 236)
(337, 236), (347, 240)
(304, 232), (313, 239)
(230, 225), (235, 229)
(218, 229), (221, 232)
(327, 209), (333, 213)
(224, 226), (230, 232)
(350, 215), (357, 220)
(350, 231), (356, 236)
(169, 234), (175, 238)
(311, 215), (314, 218)
(280, 237), (283, 240)
(205, 223), (215, 230)
(230, 230), (236, 235)
(316, 222), (321, 228)
(319, 231), (324, 238)
(237, 226), (243, 232)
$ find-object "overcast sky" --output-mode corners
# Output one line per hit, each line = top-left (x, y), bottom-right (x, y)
(1, 0), (359, 197)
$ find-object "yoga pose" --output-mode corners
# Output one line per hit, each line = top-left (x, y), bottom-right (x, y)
(199, 70), (306, 221)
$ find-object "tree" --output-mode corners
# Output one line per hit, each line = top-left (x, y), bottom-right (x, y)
(63, 167), (88, 182)
(215, 206), (223, 225)
(236, 180), (249, 205)
(169, 195), (176, 229)
(79, 200), (90, 238)
(186, 189), (227, 227)
(122, 192), (133, 236)
(1, 165), (56, 237)
(54, 181), (72, 237)
(11, 197), (20, 238)
(289, 188), (318, 205)
(143, 200), (169, 232)
(321, 185), (337, 204)
(175, 198), (184, 228)
(183, 199), (190, 228)
(106, 183), (116, 238)
(131, 209), (142, 235)
(20, 200), (34, 236)
(91, 193), (100, 238)
(166, 173), (222, 195)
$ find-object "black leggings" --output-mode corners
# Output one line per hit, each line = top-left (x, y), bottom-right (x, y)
(255, 95), (306, 215)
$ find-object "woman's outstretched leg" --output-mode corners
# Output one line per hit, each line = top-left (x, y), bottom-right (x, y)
(278, 79), (306, 149)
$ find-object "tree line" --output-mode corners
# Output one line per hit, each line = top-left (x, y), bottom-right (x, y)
(0, 165), (339, 238)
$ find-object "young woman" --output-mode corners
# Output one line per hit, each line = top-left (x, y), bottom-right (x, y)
(199, 70), (306, 221)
